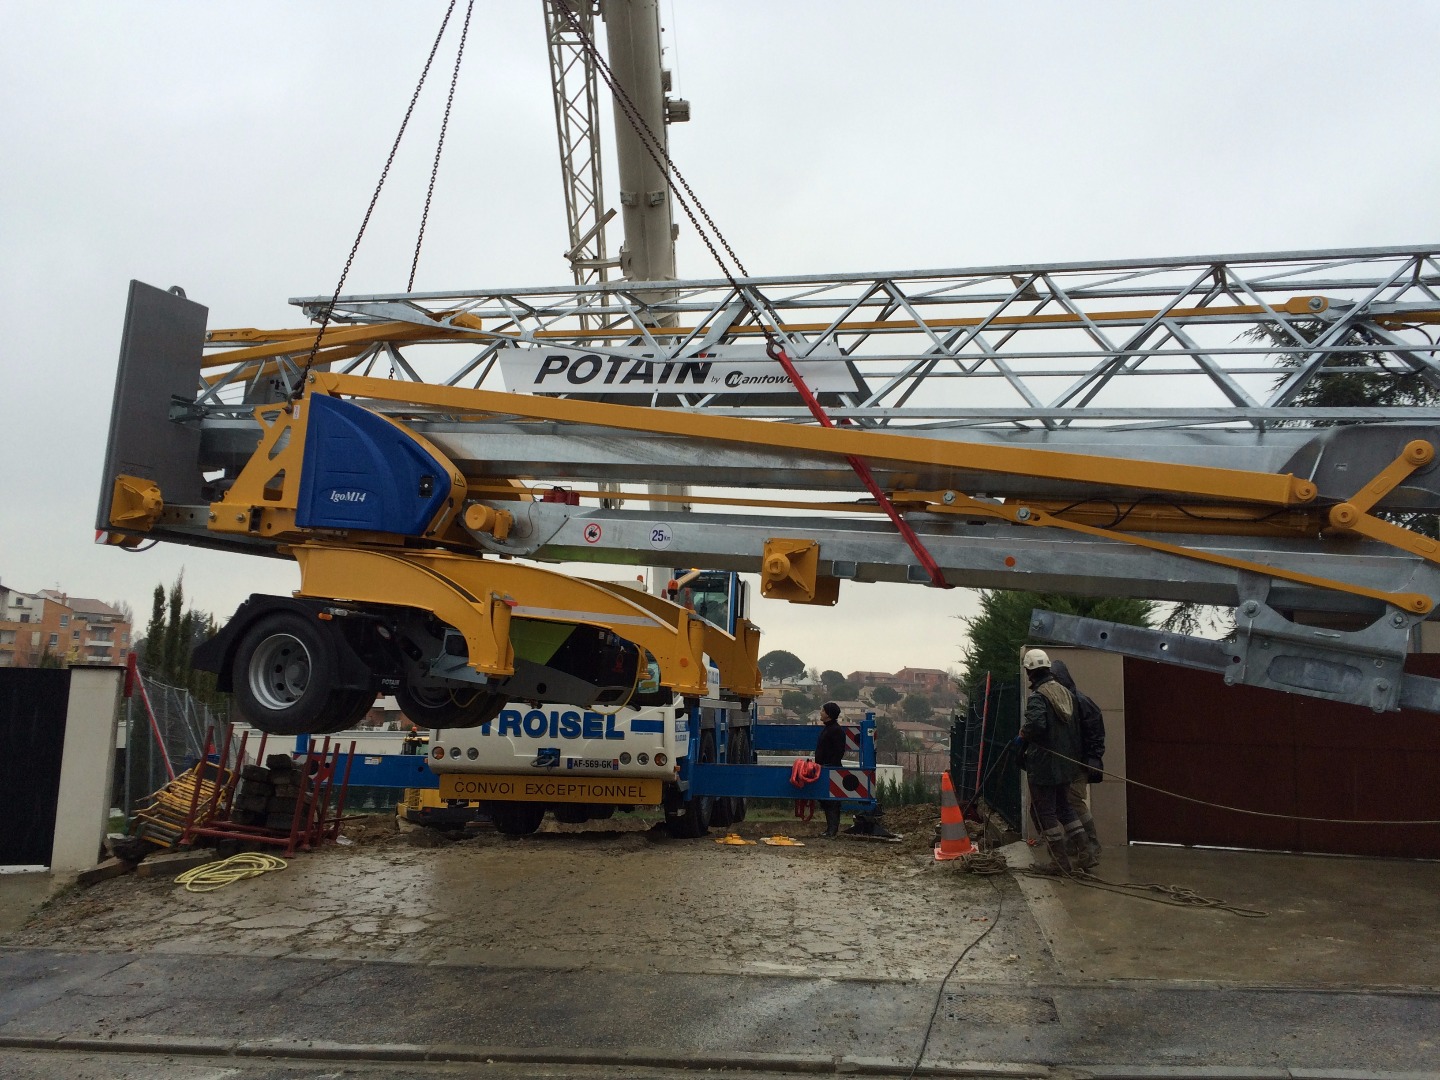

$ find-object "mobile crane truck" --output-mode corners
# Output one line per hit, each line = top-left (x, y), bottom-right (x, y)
(97, 247), (1440, 743)
(93, 2), (1440, 832)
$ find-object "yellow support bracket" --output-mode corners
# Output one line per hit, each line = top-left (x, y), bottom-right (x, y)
(108, 474), (164, 531)
(595, 581), (764, 698)
(1329, 439), (1435, 522)
(1326, 439), (1440, 567)
(291, 544), (712, 697)
(901, 488), (1433, 614)
(760, 538), (841, 605)
(1337, 512), (1440, 566)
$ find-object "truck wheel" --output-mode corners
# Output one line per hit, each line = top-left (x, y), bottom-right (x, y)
(306, 688), (379, 735)
(396, 682), (504, 728)
(727, 727), (752, 824)
(232, 612), (338, 735)
(487, 802), (544, 836)
(664, 732), (715, 838)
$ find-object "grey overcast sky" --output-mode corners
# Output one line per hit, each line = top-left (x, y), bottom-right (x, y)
(3, 1), (1439, 678)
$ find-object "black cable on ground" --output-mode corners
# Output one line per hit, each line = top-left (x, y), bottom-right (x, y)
(906, 874), (1005, 1080)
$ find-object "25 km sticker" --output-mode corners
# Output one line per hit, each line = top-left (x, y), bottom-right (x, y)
(649, 523), (673, 550)
(583, 523), (603, 544)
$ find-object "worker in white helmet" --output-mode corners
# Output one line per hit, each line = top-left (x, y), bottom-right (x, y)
(1015, 649), (1094, 874)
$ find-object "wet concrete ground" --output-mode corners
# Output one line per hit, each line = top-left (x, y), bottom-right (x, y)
(1, 811), (1438, 1075)
(1019, 841), (1440, 990)
(5, 811), (1050, 983)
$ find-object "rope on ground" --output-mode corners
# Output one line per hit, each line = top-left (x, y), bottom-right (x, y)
(958, 849), (1010, 875)
(174, 853), (288, 893)
(1018, 793), (1268, 917)
(1083, 871), (1269, 918)
(1054, 868), (1269, 919)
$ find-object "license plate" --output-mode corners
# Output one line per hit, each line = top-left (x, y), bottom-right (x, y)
(437, 773), (663, 805)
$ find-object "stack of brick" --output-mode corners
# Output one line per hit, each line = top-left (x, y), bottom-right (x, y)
(231, 754), (310, 832)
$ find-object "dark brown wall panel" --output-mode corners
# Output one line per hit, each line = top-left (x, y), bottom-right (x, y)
(1124, 655), (1440, 858)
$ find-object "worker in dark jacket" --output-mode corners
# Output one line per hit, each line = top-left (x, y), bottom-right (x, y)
(1050, 657), (1105, 866)
(815, 701), (847, 837)
(1016, 650), (1093, 874)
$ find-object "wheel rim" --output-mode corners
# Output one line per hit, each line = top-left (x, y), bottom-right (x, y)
(404, 682), (453, 710)
(248, 632), (313, 710)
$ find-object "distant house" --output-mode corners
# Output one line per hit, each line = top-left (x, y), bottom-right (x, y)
(754, 686), (788, 720)
(893, 720), (950, 752)
(895, 667), (950, 693)
(847, 669), (899, 688)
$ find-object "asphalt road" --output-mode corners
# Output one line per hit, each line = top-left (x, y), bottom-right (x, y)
(1, 947), (1437, 1077)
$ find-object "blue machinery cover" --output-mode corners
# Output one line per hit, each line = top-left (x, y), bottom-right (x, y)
(296, 395), (452, 535)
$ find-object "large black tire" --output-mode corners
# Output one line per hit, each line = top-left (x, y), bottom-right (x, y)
(727, 726), (752, 824)
(395, 682), (504, 728)
(487, 802), (545, 836)
(305, 688), (379, 735)
(231, 612), (338, 736)
(665, 732), (715, 838)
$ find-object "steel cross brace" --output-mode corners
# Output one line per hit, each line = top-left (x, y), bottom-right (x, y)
(1028, 596), (1440, 714)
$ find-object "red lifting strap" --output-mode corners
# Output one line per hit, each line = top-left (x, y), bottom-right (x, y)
(765, 340), (949, 588)
(791, 758), (821, 787)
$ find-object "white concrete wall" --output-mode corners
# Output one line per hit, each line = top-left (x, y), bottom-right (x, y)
(1049, 648), (1126, 849)
(1416, 621), (1440, 654)
(49, 667), (123, 873)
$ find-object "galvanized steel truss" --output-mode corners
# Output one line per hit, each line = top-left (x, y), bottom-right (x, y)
(543, 0), (618, 291)
(191, 244), (1440, 431)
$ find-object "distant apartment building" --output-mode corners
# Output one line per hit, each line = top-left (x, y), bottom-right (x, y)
(0, 582), (131, 668)
(847, 668), (952, 693)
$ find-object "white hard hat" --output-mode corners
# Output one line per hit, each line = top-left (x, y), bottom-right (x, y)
(1022, 649), (1051, 671)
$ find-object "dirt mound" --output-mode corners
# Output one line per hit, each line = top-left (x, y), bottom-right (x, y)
(340, 812), (402, 846)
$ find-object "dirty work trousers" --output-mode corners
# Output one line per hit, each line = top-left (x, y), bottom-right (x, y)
(1030, 782), (1079, 832)
(1030, 780), (1088, 869)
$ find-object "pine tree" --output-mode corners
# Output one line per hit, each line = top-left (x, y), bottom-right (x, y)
(960, 589), (1155, 686)
(135, 573), (223, 702)
(142, 584), (166, 671)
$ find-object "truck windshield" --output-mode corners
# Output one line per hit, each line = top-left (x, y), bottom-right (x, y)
(677, 570), (732, 632)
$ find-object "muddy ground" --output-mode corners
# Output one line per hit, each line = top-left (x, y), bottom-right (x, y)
(7, 805), (1053, 983)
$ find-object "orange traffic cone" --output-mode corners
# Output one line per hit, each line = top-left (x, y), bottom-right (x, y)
(934, 770), (974, 861)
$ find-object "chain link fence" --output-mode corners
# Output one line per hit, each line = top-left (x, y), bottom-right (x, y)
(118, 674), (233, 818)
(948, 675), (1023, 830)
